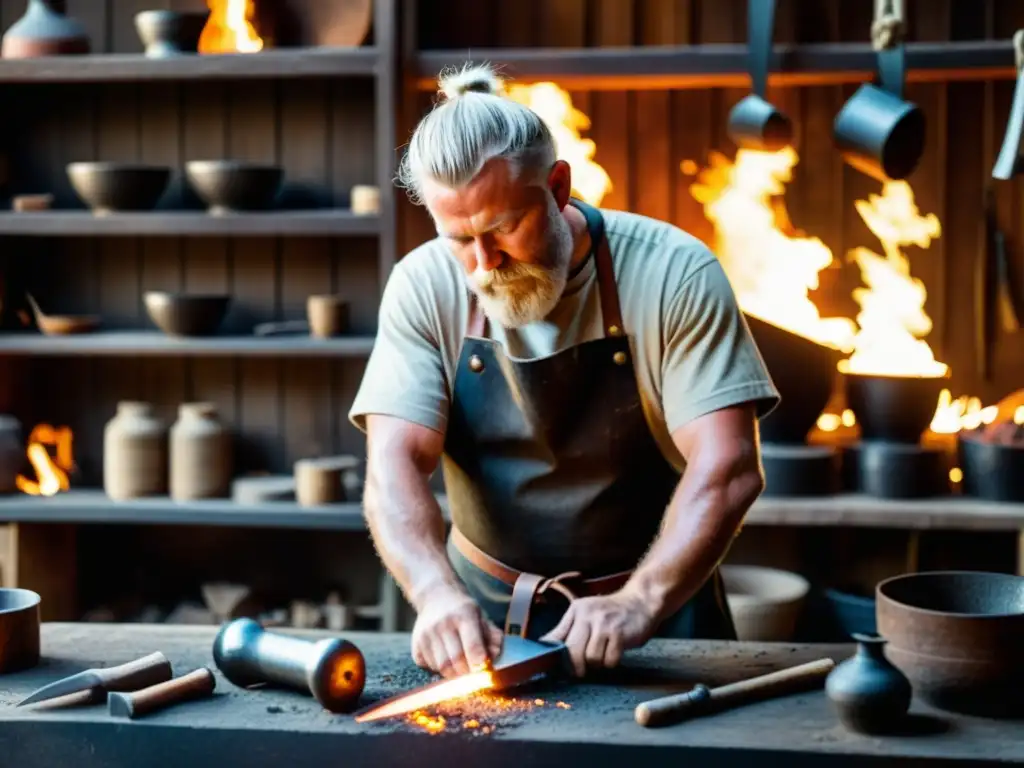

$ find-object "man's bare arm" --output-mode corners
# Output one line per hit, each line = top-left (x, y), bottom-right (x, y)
(364, 414), (503, 676)
(622, 403), (765, 622)
(363, 414), (457, 610)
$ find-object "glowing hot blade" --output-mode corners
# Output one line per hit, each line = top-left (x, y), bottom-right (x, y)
(355, 671), (495, 723)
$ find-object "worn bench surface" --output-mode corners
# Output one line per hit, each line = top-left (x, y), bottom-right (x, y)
(0, 623), (1019, 767)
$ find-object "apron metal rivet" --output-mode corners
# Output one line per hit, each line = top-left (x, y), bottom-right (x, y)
(613, 351), (627, 365)
(608, 325), (621, 336)
(469, 355), (485, 373)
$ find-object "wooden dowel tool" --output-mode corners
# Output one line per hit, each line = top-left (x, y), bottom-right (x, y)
(108, 667), (216, 720)
(634, 657), (836, 728)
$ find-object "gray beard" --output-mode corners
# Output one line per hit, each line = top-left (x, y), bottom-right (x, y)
(468, 207), (575, 329)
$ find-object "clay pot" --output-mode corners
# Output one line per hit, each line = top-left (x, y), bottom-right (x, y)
(720, 564), (810, 641)
(1, 0), (90, 59)
(295, 455), (359, 506)
(170, 403), (232, 501)
(825, 633), (912, 734)
(306, 295), (349, 338)
(0, 415), (23, 494)
(134, 10), (208, 58)
(103, 402), (168, 500)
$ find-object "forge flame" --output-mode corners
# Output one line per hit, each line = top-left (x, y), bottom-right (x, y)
(16, 424), (74, 497)
(840, 181), (947, 378)
(504, 82), (612, 207)
(689, 148), (857, 351)
(355, 671), (495, 724)
(198, 0), (263, 54)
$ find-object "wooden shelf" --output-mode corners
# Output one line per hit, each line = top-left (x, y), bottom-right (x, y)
(0, 331), (376, 357)
(0, 47), (379, 83)
(0, 210), (379, 237)
(0, 489), (365, 531)
(416, 40), (1016, 91)
(1, 490), (1018, 533)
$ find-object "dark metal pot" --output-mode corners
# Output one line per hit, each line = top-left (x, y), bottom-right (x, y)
(958, 432), (1024, 502)
(842, 370), (947, 443)
(0, 588), (40, 674)
(876, 571), (1024, 717)
(746, 314), (841, 444)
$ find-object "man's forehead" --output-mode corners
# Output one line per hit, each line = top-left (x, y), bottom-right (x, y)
(425, 168), (525, 236)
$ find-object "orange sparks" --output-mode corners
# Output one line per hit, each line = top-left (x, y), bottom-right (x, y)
(355, 671), (495, 723)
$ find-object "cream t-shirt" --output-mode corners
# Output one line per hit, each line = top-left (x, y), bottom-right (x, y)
(349, 207), (780, 471)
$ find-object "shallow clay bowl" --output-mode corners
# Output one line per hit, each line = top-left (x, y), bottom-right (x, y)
(185, 161), (283, 214)
(0, 588), (41, 674)
(67, 162), (171, 213)
(26, 294), (100, 336)
(876, 571), (1024, 717)
(144, 292), (230, 337)
(134, 10), (209, 56)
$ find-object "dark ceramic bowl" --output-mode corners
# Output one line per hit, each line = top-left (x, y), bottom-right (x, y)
(746, 314), (842, 444)
(144, 292), (230, 337)
(135, 10), (209, 57)
(877, 571), (1024, 717)
(67, 162), (171, 213)
(0, 588), (40, 674)
(958, 432), (1024, 502)
(842, 369), (948, 443)
(185, 161), (283, 214)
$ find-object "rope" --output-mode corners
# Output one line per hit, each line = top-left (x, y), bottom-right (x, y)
(871, 0), (905, 51)
(1014, 29), (1024, 72)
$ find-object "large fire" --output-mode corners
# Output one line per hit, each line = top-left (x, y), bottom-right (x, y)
(198, 0), (263, 54)
(688, 148), (857, 351)
(16, 424), (74, 497)
(504, 82), (612, 207)
(840, 182), (947, 378)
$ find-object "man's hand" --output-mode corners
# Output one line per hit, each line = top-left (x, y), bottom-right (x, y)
(411, 586), (504, 678)
(540, 589), (657, 677)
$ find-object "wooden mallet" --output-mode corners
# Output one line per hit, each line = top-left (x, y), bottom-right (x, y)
(634, 657), (836, 728)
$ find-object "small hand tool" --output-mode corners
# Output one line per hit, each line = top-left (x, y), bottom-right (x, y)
(355, 635), (568, 724)
(108, 667), (216, 719)
(634, 657), (835, 728)
(17, 651), (172, 708)
(212, 618), (365, 713)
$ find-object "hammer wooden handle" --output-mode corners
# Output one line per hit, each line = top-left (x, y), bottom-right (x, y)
(108, 667), (216, 719)
(635, 657), (835, 728)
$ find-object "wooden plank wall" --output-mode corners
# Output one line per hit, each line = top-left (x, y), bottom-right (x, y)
(406, 0), (1024, 408)
(1, 0), (381, 485)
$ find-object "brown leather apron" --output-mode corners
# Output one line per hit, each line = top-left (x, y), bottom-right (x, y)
(442, 199), (736, 641)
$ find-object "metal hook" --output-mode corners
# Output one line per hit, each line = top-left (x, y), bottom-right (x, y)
(992, 30), (1024, 180)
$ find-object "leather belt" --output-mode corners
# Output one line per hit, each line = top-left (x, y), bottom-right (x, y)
(450, 526), (632, 638)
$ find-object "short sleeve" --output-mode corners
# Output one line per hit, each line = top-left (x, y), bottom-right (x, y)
(348, 262), (450, 435)
(661, 257), (780, 433)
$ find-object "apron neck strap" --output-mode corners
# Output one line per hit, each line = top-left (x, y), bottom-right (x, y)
(466, 199), (624, 339)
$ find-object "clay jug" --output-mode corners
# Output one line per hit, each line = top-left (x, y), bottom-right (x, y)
(0, 415), (23, 493)
(825, 633), (912, 734)
(103, 402), (167, 500)
(170, 402), (232, 500)
(1, 0), (90, 59)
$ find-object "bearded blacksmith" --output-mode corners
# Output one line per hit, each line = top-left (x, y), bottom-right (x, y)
(350, 63), (780, 679)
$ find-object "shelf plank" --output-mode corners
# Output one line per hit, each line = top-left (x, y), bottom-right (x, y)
(0, 331), (376, 357)
(0, 490), (365, 531)
(0, 491), (1018, 532)
(0, 211), (379, 237)
(416, 40), (1015, 91)
(0, 48), (379, 83)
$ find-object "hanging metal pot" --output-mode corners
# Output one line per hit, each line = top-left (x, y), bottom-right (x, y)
(727, 0), (793, 151)
(832, 0), (924, 181)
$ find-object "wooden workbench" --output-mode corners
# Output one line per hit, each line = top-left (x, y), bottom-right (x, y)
(0, 624), (1019, 767)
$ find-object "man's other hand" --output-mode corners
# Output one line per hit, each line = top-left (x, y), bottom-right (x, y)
(411, 586), (504, 678)
(540, 590), (656, 677)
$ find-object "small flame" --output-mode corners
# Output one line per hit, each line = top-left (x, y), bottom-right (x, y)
(198, 0), (263, 54)
(504, 82), (612, 206)
(929, 389), (998, 434)
(355, 671), (495, 723)
(16, 424), (74, 497)
(688, 148), (857, 351)
(816, 408), (857, 433)
(840, 182), (947, 378)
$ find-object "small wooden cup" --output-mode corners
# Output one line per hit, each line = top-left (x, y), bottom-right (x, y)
(294, 456), (359, 506)
(350, 184), (380, 215)
(306, 295), (349, 338)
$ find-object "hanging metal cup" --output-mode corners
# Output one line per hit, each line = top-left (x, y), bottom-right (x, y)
(992, 30), (1024, 180)
(727, 0), (793, 151)
(833, 0), (924, 181)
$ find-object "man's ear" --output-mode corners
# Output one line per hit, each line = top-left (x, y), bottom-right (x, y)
(547, 160), (572, 209)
